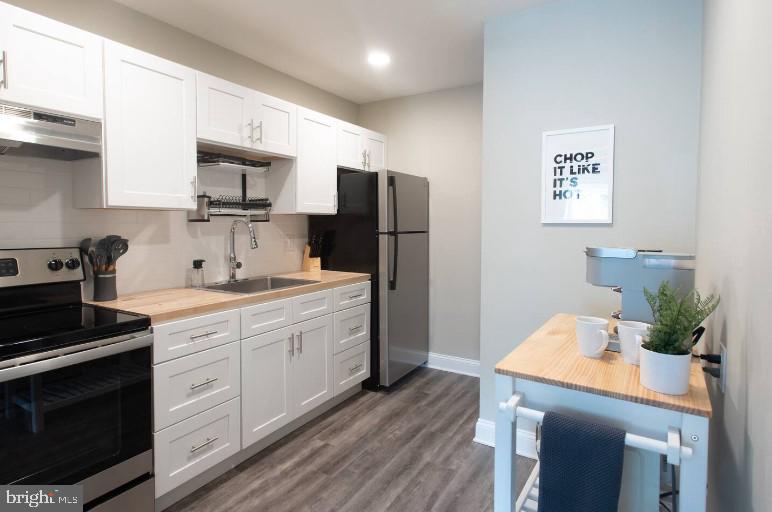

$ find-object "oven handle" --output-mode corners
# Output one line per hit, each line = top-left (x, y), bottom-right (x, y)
(0, 331), (152, 384)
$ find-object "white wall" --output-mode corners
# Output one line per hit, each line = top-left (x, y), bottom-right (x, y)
(358, 84), (483, 360)
(0, 156), (308, 295)
(5, 0), (358, 122)
(479, 0), (703, 421)
(697, 0), (772, 510)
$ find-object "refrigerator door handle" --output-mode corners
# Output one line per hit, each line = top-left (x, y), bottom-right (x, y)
(389, 233), (398, 290)
(388, 175), (398, 290)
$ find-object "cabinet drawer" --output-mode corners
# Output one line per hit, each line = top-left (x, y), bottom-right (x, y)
(333, 342), (370, 396)
(333, 304), (370, 354)
(241, 298), (292, 338)
(333, 282), (371, 311)
(154, 309), (240, 363)
(291, 289), (333, 323)
(154, 397), (241, 498)
(153, 342), (240, 431)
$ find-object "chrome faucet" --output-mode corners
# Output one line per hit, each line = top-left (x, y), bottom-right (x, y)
(229, 217), (258, 281)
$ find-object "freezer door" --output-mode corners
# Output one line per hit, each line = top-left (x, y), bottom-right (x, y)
(380, 170), (429, 233)
(379, 232), (429, 386)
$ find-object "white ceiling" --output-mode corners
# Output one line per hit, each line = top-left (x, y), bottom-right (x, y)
(114, 0), (545, 104)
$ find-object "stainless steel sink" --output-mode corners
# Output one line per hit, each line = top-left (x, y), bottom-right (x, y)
(203, 276), (319, 294)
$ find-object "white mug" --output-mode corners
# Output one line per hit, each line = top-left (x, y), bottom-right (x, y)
(617, 320), (651, 365)
(576, 316), (609, 358)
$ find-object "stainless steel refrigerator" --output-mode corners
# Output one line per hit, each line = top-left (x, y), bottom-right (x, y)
(309, 167), (429, 387)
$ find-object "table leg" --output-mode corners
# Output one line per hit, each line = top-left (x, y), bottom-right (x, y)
(494, 373), (518, 512)
(678, 414), (709, 511)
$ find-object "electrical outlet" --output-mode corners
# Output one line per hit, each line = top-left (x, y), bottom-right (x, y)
(720, 343), (727, 393)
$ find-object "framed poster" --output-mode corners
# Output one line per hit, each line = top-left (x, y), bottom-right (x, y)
(541, 124), (615, 224)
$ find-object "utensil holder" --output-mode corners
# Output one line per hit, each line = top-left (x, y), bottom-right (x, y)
(93, 271), (117, 302)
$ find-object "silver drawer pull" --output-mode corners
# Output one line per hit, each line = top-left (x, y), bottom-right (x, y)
(190, 377), (218, 390)
(347, 293), (364, 300)
(348, 325), (363, 333)
(349, 363), (363, 375)
(190, 436), (218, 453)
(189, 330), (218, 341)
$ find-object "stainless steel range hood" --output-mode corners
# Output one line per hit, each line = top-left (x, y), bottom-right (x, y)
(0, 102), (102, 161)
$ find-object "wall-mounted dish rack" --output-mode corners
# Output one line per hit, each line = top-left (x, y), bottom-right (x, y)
(189, 152), (272, 222)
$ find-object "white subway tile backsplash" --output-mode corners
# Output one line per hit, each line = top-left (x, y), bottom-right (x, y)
(0, 155), (307, 295)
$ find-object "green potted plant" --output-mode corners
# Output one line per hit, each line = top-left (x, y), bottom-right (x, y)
(639, 282), (720, 395)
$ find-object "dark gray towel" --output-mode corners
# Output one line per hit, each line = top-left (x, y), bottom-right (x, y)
(537, 411), (625, 512)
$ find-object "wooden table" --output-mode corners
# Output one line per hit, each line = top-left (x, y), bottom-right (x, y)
(493, 314), (712, 512)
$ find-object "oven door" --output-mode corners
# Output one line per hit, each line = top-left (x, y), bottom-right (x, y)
(0, 333), (152, 499)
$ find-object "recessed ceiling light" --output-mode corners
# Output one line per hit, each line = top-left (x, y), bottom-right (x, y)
(367, 51), (391, 68)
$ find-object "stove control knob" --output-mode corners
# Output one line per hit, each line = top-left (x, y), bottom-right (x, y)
(47, 258), (64, 271)
(65, 258), (81, 270)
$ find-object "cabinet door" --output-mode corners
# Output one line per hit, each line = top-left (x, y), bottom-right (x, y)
(0, 3), (103, 118)
(364, 130), (387, 172)
(292, 315), (334, 417)
(337, 121), (366, 170)
(254, 91), (296, 157)
(241, 326), (294, 448)
(103, 41), (197, 209)
(296, 107), (337, 214)
(196, 72), (254, 149)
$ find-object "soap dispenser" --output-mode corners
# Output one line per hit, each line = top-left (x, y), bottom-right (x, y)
(191, 259), (206, 288)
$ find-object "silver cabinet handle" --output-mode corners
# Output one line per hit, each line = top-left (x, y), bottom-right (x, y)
(348, 325), (363, 333)
(362, 149), (367, 170)
(349, 363), (363, 375)
(247, 119), (254, 143)
(347, 293), (364, 300)
(190, 436), (218, 453)
(190, 377), (218, 390)
(189, 330), (217, 341)
(255, 120), (263, 143)
(0, 51), (7, 89)
(191, 176), (197, 201)
(366, 150), (371, 170)
(288, 333), (295, 357)
(297, 331), (303, 354)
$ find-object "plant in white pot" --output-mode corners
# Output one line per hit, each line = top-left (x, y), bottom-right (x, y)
(639, 282), (720, 395)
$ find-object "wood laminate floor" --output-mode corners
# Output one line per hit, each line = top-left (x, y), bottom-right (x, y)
(167, 368), (535, 512)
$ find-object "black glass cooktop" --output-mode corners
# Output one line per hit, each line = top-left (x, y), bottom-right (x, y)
(0, 304), (150, 362)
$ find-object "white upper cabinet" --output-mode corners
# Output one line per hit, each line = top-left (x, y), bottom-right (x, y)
(337, 121), (367, 170)
(364, 130), (387, 172)
(102, 41), (197, 209)
(0, 3), (103, 118)
(296, 107), (337, 213)
(254, 91), (296, 157)
(196, 73), (296, 158)
(269, 107), (337, 214)
(196, 72), (254, 149)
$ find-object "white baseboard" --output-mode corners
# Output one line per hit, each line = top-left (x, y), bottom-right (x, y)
(424, 352), (480, 377)
(473, 418), (538, 460)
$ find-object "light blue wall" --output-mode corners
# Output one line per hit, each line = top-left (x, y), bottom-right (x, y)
(697, 0), (772, 510)
(479, 0), (703, 423)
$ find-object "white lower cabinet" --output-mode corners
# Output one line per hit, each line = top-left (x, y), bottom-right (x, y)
(154, 282), (370, 497)
(333, 304), (370, 354)
(333, 342), (371, 396)
(241, 315), (333, 448)
(241, 325), (294, 448)
(292, 315), (334, 416)
(154, 397), (241, 498)
(153, 341), (241, 431)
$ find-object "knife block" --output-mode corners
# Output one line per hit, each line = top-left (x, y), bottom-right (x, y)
(302, 245), (321, 273)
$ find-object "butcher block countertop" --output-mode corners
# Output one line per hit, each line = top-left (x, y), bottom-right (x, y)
(88, 270), (369, 324)
(495, 313), (712, 417)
